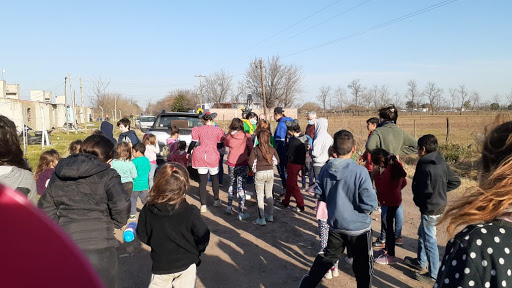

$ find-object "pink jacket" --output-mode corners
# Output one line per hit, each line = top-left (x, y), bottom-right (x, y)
(224, 131), (253, 167)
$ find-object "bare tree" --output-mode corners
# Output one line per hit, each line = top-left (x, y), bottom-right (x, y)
(492, 94), (501, 106)
(368, 85), (379, 108)
(458, 85), (469, 115)
(405, 80), (422, 115)
(333, 86), (346, 111)
(506, 89), (512, 106)
(471, 92), (480, 110)
(449, 88), (458, 112)
(378, 85), (392, 108)
(89, 76), (111, 109)
(393, 92), (402, 109)
(347, 79), (365, 111)
(203, 70), (232, 106)
(317, 86), (331, 115)
(244, 56), (302, 108)
(423, 82), (443, 115)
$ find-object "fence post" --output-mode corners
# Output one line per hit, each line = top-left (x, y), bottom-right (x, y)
(414, 119), (417, 139)
(446, 117), (450, 143)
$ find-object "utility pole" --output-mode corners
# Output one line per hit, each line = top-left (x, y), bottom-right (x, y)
(259, 59), (267, 119)
(69, 73), (73, 128)
(195, 75), (206, 107)
(114, 95), (117, 121)
(65, 76), (69, 135)
(80, 78), (84, 123)
(73, 90), (77, 134)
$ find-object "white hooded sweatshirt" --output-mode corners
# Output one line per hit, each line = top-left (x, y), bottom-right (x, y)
(312, 118), (333, 167)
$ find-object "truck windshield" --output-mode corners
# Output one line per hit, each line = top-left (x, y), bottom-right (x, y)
(154, 116), (201, 129)
(141, 116), (155, 122)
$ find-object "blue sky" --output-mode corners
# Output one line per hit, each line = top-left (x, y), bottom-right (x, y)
(2, 0), (511, 108)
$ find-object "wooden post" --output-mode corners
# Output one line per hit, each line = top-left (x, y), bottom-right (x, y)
(446, 117), (450, 143)
(414, 119), (417, 139)
(259, 59), (267, 119)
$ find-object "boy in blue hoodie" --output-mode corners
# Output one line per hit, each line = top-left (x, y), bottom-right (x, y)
(273, 107), (293, 195)
(299, 130), (377, 288)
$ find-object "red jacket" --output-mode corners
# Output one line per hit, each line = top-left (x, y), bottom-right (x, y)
(373, 162), (407, 207)
(360, 132), (374, 172)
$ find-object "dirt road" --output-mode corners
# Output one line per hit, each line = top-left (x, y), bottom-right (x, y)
(115, 169), (456, 288)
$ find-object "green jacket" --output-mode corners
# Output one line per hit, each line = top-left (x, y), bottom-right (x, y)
(366, 122), (417, 156)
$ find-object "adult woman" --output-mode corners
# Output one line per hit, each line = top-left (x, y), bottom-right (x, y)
(39, 134), (130, 288)
(188, 112), (225, 213)
(435, 119), (512, 287)
(0, 115), (37, 203)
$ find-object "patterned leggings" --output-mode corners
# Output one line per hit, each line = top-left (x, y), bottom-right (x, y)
(228, 165), (248, 214)
(318, 220), (339, 269)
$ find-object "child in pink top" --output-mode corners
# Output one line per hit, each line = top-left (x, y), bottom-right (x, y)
(144, 134), (160, 189)
(170, 141), (188, 168)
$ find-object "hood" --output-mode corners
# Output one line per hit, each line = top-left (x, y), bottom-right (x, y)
(418, 151), (443, 165)
(54, 154), (111, 179)
(325, 158), (354, 180)
(149, 202), (185, 216)
(100, 121), (116, 144)
(0, 166), (29, 188)
(230, 130), (248, 140)
(279, 116), (293, 123)
(315, 118), (329, 137)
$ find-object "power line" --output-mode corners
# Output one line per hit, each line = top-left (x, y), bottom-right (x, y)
(284, 0), (458, 58)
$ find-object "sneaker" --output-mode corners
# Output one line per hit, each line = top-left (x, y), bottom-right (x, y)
(252, 218), (266, 226)
(375, 253), (397, 265)
(344, 256), (353, 266)
(324, 269), (332, 280)
(404, 256), (427, 272)
(225, 206), (233, 214)
(246, 194), (252, 200)
(372, 239), (385, 248)
(294, 206), (305, 212)
(414, 272), (435, 284)
(374, 207), (381, 213)
(200, 205), (207, 213)
(238, 213), (250, 221)
(266, 215), (274, 222)
(331, 268), (339, 277)
(213, 199), (221, 207)
(276, 201), (288, 208)
(395, 237), (403, 246)
(129, 215), (137, 220)
(373, 249), (386, 258)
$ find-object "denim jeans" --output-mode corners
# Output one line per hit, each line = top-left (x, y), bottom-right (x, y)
(379, 205), (403, 240)
(131, 190), (148, 215)
(417, 214), (440, 279)
(275, 141), (287, 189)
(149, 163), (157, 189)
(255, 170), (274, 219)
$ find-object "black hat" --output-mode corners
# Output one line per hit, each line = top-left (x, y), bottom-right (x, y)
(199, 111), (217, 120)
(274, 107), (284, 114)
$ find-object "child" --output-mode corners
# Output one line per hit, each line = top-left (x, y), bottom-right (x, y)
(299, 130), (377, 288)
(248, 129), (279, 226)
(436, 119), (512, 287)
(371, 148), (407, 265)
(68, 140), (82, 155)
(404, 134), (460, 284)
(166, 126), (180, 162)
(277, 120), (306, 212)
(35, 149), (60, 196)
(117, 117), (140, 146)
(136, 163), (210, 287)
(170, 141), (188, 167)
(111, 142), (137, 199)
(144, 134), (160, 189)
(130, 143), (152, 220)
(311, 118), (333, 179)
(224, 118), (253, 220)
(359, 117), (379, 180)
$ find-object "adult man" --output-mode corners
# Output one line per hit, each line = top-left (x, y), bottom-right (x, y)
(273, 107), (293, 195)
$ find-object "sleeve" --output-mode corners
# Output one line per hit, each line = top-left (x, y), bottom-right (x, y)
(275, 121), (287, 141)
(435, 238), (482, 288)
(413, 168), (432, 209)
(38, 182), (59, 221)
(314, 168), (326, 201)
(130, 162), (138, 180)
(358, 170), (378, 214)
(136, 205), (150, 245)
(105, 172), (130, 229)
(191, 207), (210, 254)
(245, 134), (253, 155)
(191, 127), (199, 141)
(248, 147), (257, 168)
(446, 164), (461, 192)
(400, 131), (418, 155)
(24, 176), (38, 204)
(365, 131), (380, 153)
(154, 144), (160, 154)
(273, 148), (280, 165)
(187, 141), (197, 155)
(311, 140), (320, 159)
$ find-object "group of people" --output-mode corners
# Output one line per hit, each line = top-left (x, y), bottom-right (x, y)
(3, 103), (512, 288)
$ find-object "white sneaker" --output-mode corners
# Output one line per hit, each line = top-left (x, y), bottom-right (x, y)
(246, 194), (251, 200)
(200, 205), (207, 213)
(324, 269), (332, 279)
(332, 268), (339, 277)
(213, 199), (221, 207)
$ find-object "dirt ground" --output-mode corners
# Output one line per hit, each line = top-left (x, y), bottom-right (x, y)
(114, 165), (458, 288)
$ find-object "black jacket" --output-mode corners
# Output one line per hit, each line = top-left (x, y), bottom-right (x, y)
(38, 154), (130, 250)
(287, 136), (306, 165)
(412, 151), (461, 215)
(137, 201), (210, 274)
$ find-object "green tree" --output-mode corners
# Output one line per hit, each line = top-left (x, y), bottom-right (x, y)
(171, 94), (193, 112)
(490, 103), (500, 110)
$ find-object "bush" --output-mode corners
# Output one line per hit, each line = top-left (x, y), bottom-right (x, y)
(440, 143), (475, 163)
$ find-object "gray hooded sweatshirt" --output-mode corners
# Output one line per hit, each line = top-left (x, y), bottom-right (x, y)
(0, 166), (37, 203)
(312, 118), (333, 167)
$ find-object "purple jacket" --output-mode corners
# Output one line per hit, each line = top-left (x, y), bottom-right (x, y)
(36, 168), (55, 195)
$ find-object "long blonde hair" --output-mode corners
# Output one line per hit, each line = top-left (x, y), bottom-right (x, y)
(440, 116), (512, 237)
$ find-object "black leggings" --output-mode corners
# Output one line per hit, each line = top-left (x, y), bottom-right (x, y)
(385, 206), (399, 256)
(199, 173), (219, 205)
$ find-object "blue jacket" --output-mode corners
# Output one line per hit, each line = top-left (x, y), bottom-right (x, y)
(315, 158), (377, 236)
(274, 116), (293, 142)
